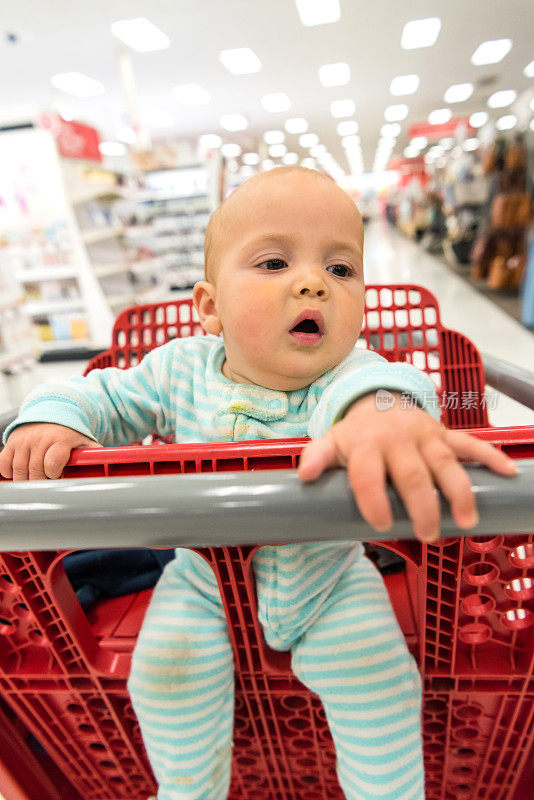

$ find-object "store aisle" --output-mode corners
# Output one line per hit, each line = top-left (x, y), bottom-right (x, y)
(3, 219), (534, 428)
(364, 219), (534, 428)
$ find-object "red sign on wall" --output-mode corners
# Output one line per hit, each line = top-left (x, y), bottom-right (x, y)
(38, 112), (102, 162)
(408, 116), (474, 141)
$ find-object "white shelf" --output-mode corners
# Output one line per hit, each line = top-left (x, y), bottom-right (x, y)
(25, 299), (85, 316)
(123, 224), (156, 238)
(82, 226), (124, 244)
(15, 266), (78, 282)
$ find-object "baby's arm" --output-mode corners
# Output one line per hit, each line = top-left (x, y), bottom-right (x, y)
(0, 340), (177, 481)
(303, 350), (516, 543)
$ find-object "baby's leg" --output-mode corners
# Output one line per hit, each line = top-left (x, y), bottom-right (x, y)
(127, 550), (235, 800)
(291, 554), (424, 800)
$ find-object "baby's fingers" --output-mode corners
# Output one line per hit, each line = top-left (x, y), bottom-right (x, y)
(386, 445), (441, 542)
(43, 443), (72, 479)
(347, 446), (393, 534)
(445, 430), (517, 475)
(298, 432), (340, 482)
(420, 439), (476, 530)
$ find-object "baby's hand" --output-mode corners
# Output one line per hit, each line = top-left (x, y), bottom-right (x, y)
(0, 423), (102, 482)
(298, 392), (517, 543)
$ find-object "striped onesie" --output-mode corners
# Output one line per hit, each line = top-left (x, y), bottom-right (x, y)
(4, 333), (438, 800)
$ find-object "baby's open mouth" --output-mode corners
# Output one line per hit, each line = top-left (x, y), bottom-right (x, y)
(291, 319), (320, 334)
(289, 312), (325, 345)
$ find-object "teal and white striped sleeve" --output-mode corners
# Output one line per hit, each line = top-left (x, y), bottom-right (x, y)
(308, 347), (439, 440)
(2, 340), (179, 446)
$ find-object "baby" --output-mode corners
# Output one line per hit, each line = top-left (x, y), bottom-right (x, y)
(0, 167), (515, 800)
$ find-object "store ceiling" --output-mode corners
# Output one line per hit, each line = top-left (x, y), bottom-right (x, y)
(1, 0), (533, 175)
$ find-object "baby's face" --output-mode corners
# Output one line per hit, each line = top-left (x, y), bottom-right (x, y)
(195, 170), (365, 390)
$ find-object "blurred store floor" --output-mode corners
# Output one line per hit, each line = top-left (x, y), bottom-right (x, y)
(3, 219), (534, 428)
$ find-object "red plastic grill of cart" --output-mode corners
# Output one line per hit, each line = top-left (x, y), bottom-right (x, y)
(1, 285), (533, 800)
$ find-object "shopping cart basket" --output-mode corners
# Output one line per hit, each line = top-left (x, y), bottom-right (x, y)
(1, 284), (534, 800)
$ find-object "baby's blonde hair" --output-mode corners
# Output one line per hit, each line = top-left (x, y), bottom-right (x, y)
(203, 167), (336, 284)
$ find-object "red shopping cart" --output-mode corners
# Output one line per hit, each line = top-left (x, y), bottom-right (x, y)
(1, 284), (534, 800)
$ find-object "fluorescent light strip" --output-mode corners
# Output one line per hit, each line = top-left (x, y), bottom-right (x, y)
(384, 104), (408, 122)
(444, 83), (473, 103)
(401, 18), (441, 49)
(319, 62), (350, 87)
(111, 17), (170, 52)
(337, 120), (358, 136)
(285, 117), (308, 133)
(263, 130), (285, 144)
(198, 134), (222, 149)
(469, 111), (488, 128)
(51, 72), (105, 97)
(428, 108), (451, 124)
(295, 0), (340, 26)
(330, 99), (355, 118)
(471, 39), (512, 66)
(488, 90), (516, 109)
(219, 47), (261, 75)
(390, 74), (419, 96)
(220, 114), (248, 131)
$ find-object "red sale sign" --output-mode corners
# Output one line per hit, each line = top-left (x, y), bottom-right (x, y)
(408, 116), (473, 141)
(38, 112), (102, 161)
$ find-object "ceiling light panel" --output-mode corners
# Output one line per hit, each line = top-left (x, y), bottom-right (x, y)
(282, 152), (299, 165)
(330, 99), (355, 118)
(220, 113), (248, 131)
(219, 47), (261, 75)
(384, 104), (408, 121)
(401, 18), (441, 49)
(390, 74), (419, 96)
(51, 72), (105, 97)
(488, 90), (517, 108)
(381, 123), (401, 137)
(268, 143), (287, 157)
(299, 133), (319, 147)
(469, 111), (489, 128)
(495, 114), (517, 130)
(428, 108), (452, 124)
(221, 143), (242, 158)
(444, 83), (474, 103)
(301, 157), (316, 168)
(261, 92), (291, 112)
(524, 60), (534, 78)
(110, 17), (170, 52)
(337, 120), (358, 136)
(471, 38), (512, 65)
(198, 134), (222, 149)
(242, 152), (260, 165)
(319, 62), (350, 87)
(172, 84), (211, 105)
(263, 130), (285, 144)
(463, 138), (480, 151)
(411, 136), (427, 149)
(285, 117), (308, 133)
(309, 144), (327, 156)
(295, 0), (340, 26)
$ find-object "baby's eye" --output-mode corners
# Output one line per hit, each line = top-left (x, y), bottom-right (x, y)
(258, 258), (288, 270)
(327, 264), (353, 277)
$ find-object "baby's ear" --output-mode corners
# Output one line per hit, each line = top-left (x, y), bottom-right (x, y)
(193, 281), (222, 335)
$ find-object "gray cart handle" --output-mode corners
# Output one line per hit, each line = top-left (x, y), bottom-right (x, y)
(0, 461), (533, 551)
(481, 353), (534, 412)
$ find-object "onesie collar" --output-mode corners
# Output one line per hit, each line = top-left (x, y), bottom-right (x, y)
(207, 339), (289, 422)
